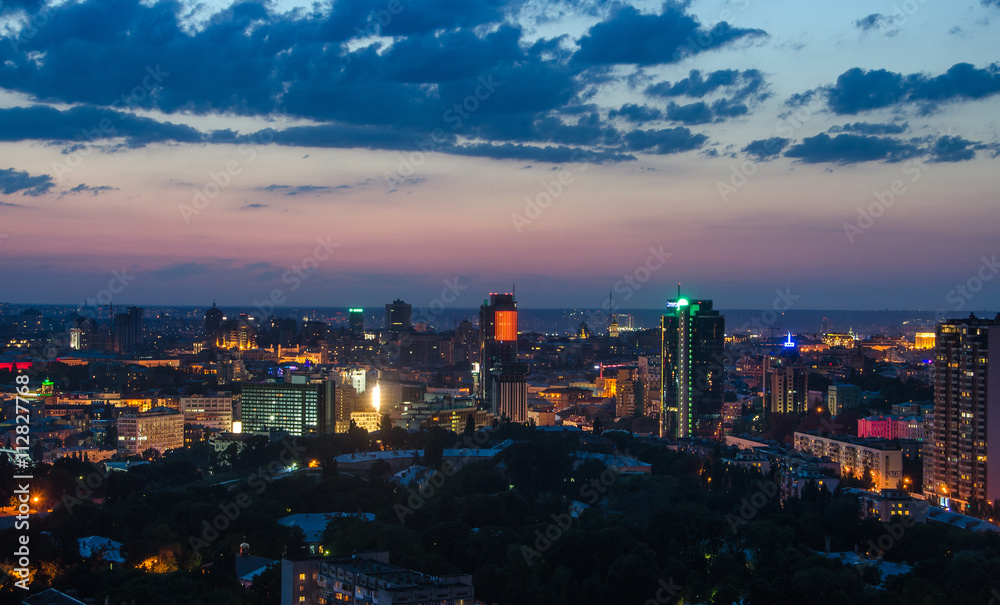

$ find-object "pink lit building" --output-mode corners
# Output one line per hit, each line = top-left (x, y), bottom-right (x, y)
(857, 415), (925, 441)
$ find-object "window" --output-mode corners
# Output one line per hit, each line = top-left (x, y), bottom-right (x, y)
(300, 574), (306, 581)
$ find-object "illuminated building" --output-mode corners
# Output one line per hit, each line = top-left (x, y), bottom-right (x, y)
(478, 293), (524, 418)
(179, 394), (234, 431)
(660, 297), (725, 439)
(281, 552), (474, 605)
(914, 332), (936, 350)
(349, 308), (364, 334)
(117, 407), (184, 456)
(385, 299), (412, 333)
(794, 432), (904, 491)
(924, 315), (1000, 513)
(823, 331), (856, 348)
(767, 364), (808, 414)
(241, 376), (336, 436)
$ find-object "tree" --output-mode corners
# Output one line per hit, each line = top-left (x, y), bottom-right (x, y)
(592, 417), (603, 435)
(464, 414), (476, 437)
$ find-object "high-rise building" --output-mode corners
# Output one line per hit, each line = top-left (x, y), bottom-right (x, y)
(491, 363), (528, 423)
(241, 376), (336, 436)
(385, 299), (412, 333)
(205, 302), (224, 344)
(660, 297), (724, 439)
(117, 407), (184, 456)
(478, 293), (519, 402)
(924, 315), (1000, 513)
(113, 306), (144, 354)
(768, 364), (808, 414)
(828, 383), (861, 415)
(348, 308), (364, 334)
(179, 394), (234, 431)
(615, 367), (642, 417)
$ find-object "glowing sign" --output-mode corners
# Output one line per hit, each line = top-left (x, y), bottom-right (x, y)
(349, 308), (364, 313)
(667, 299), (689, 308)
(783, 332), (796, 348)
(495, 310), (517, 341)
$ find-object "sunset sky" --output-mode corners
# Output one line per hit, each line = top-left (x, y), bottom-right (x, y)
(1, 0), (998, 311)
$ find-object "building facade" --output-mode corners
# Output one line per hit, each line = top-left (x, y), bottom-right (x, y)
(660, 298), (725, 439)
(924, 315), (1000, 513)
(241, 377), (336, 436)
(117, 407), (184, 456)
(794, 432), (904, 491)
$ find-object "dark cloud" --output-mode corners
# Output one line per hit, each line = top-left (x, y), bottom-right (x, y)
(829, 122), (908, 135)
(0, 167), (55, 196)
(666, 101), (713, 125)
(573, 4), (765, 65)
(742, 137), (790, 159)
(854, 13), (899, 36)
(0, 105), (204, 146)
(608, 104), (663, 122)
(261, 184), (332, 196)
(450, 143), (634, 163)
(784, 133), (920, 164)
(929, 136), (977, 162)
(645, 69), (767, 101)
(241, 203), (269, 209)
(624, 127), (707, 154)
(824, 63), (1000, 114)
(64, 184), (119, 196)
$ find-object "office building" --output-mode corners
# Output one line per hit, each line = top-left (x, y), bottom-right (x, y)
(479, 293), (522, 413)
(179, 394), (234, 431)
(349, 308), (364, 334)
(914, 332), (936, 350)
(113, 306), (144, 354)
(828, 383), (861, 415)
(491, 364), (528, 423)
(241, 376), (336, 436)
(205, 302), (224, 344)
(615, 367), (641, 417)
(117, 407), (184, 456)
(660, 297), (725, 439)
(385, 299), (412, 333)
(768, 364), (808, 414)
(924, 315), (1000, 513)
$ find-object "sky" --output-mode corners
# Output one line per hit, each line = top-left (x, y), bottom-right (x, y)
(1, 0), (999, 312)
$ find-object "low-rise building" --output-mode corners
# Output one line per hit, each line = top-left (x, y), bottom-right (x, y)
(793, 432), (904, 491)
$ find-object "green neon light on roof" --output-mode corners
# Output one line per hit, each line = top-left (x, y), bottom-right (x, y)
(349, 308), (364, 313)
(677, 298), (689, 306)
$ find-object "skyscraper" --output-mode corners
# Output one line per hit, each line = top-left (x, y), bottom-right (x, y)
(205, 301), (224, 344)
(349, 308), (365, 335)
(479, 293), (525, 420)
(113, 306), (144, 354)
(924, 314), (1000, 514)
(660, 298), (725, 439)
(767, 364), (808, 414)
(385, 299), (412, 333)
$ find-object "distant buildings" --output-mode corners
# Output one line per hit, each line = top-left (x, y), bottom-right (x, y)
(660, 297), (724, 439)
(113, 306), (144, 354)
(241, 376), (336, 436)
(348, 308), (364, 335)
(281, 552), (474, 605)
(385, 299), (412, 333)
(858, 415), (925, 441)
(117, 407), (184, 456)
(923, 314), (1000, 513)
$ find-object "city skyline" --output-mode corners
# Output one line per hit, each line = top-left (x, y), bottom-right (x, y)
(2, 0), (999, 310)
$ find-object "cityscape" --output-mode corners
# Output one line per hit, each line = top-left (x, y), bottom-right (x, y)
(2, 0), (1000, 603)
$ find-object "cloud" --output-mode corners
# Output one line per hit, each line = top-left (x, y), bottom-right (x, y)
(854, 13), (899, 36)
(784, 133), (919, 164)
(742, 137), (790, 159)
(0, 167), (55, 196)
(148, 262), (211, 280)
(449, 143), (634, 163)
(0, 105), (205, 146)
(623, 127), (707, 154)
(928, 136), (977, 162)
(63, 183), (119, 196)
(573, 4), (766, 65)
(261, 184), (334, 196)
(829, 122), (908, 135)
(608, 104), (663, 122)
(645, 69), (767, 101)
(241, 202), (269, 209)
(823, 63), (1000, 114)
